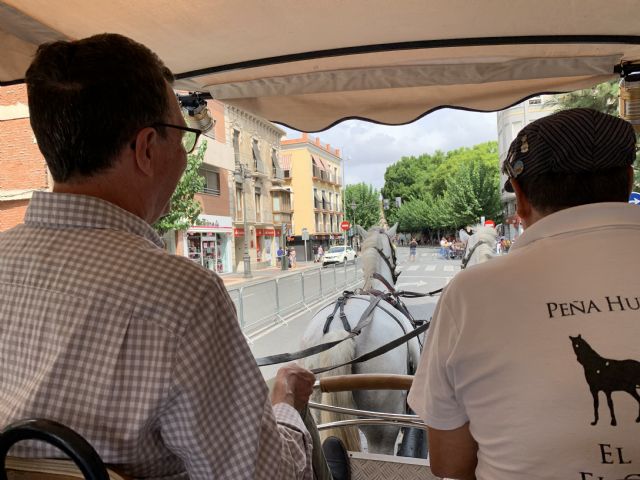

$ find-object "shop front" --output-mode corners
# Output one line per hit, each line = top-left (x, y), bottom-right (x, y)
(256, 227), (276, 266)
(184, 214), (233, 274)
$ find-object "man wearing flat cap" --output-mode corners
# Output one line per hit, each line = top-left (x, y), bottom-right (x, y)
(409, 108), (639, 480)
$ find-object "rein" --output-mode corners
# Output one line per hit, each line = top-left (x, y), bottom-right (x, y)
(461, 240), (489, 269)
(254, 230), (442, 374)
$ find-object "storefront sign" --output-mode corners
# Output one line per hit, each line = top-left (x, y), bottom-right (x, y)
(234, 228), (244, 237)
(256, 228), (276, 237)
(188, 214), (233, 233)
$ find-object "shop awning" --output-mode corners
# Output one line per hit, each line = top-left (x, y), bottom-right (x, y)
(279, 153), (292, 171)
(3, 1), (639, 131)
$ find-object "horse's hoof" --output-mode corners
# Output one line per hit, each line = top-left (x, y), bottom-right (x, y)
(611, 420), (617, 426)
(591, 420), (597, 426)
(636, 416), (640, 423)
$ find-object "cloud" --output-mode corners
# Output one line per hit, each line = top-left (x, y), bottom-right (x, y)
(280, 108), (497, 189)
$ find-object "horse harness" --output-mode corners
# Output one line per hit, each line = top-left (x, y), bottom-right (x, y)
(255, 231), (442, 374)
(460, 240), (490, 269)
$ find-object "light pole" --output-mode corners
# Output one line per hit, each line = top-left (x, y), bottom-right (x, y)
(235, 163), (252, 278)
(350, 201), (358, 250)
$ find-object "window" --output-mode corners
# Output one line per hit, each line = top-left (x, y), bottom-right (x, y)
(273, 194), (281, 211)
(314, 188), (320, 209)
(199, 168), (220, 195)
(252, 139), (264, 173)
(272, 149), (284, 179)
(282, 193), (291, 211)
(255, 187), (262, 222)
(235, 187), (243, 221)
(233, 130), (240, 164)
(284, 169), (291, 178)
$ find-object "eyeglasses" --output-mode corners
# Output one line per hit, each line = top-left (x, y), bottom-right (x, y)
(153, 123), (203, 154)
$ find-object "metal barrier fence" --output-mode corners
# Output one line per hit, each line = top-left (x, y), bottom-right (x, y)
(229, 259), (364, 332)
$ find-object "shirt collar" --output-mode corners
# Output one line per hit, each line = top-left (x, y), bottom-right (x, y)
(512, 202), (640, 251)
(25, 191), (164, 247)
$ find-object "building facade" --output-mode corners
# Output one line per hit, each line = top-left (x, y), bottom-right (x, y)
(0, 85), (50, 232)
(226, 105), (288, 272)
(280, 133), (343, 258)
(176, 99), (236, 274)
(497, 95), (555, 240)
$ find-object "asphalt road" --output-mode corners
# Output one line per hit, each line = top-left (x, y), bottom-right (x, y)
(234, 247), (462, 381)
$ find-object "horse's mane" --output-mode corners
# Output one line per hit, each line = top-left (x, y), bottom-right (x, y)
(361, 228), (385, 289)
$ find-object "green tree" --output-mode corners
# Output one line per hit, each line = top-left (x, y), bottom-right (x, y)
(545, 80), (619, 115)
(436, 161), (502, 228)
(382, 141), (501, 231)
(398, 199), (431, 232)
(154, 141), (207, 235)
(344, 183), (381, 230)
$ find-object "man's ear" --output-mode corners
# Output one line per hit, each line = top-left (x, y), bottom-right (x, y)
(510, 179), (531, 222)
(133, 127), (158, 177)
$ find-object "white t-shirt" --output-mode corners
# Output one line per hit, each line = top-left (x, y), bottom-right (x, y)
(409, 203), (640, 480)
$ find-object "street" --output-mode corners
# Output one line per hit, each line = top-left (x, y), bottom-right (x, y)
(232, 247), (462, 380)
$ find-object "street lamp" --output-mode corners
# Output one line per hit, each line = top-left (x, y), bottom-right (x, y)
(234, 163), (252, 278)
(350, 201), (358, 250)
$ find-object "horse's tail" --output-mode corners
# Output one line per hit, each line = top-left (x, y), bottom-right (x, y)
(302, 330), (361, 452)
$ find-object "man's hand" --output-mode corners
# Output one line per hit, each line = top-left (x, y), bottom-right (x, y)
(271, 364), (316, 411)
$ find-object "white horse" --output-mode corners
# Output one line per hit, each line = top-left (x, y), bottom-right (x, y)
(460, 225), (498, 269)
(300, 223), (421, 455)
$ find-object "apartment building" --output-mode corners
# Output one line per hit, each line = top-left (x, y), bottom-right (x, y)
(178, 99), (236, 274)
(0, 84), (50, 232)
(280, 133), (343, 256)
(226, 105), (288, 271)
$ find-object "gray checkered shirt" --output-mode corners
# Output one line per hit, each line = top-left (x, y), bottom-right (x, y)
(0, 192), (312, 480)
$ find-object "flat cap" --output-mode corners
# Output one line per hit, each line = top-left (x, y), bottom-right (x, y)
(503, 108), (636, 192)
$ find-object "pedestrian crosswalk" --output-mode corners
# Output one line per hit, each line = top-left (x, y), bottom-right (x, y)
(399, 263), (460, 273)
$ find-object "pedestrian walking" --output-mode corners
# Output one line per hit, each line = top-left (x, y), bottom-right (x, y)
(317, 245), (324, 264)
(289, 247), (297, 268)
(409, 237), (418, 261)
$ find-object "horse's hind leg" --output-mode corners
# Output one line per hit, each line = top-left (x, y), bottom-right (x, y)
(626, 388), (640, 422)
(590, 390), (599, 426)
(605, 391), (617, 426)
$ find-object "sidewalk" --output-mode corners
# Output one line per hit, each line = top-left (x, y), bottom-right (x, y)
(220, 260), (320, 289)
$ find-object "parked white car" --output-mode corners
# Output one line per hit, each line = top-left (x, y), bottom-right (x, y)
(322, 246), (357, 265)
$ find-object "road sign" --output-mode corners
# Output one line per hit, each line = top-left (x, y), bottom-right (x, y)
(340, 221), (351, 231)
(629, 192), (640, 205)
(301, 228), (309, 241)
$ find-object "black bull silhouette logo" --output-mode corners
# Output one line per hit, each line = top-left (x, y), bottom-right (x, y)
(570, 335), (640, 426)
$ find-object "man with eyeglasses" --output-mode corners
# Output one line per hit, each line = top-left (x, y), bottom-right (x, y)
(0, 34), (316, 479)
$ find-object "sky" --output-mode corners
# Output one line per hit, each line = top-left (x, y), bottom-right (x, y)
(280, 109), (498, 190)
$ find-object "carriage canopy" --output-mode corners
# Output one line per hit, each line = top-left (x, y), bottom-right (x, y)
(2, 0), (640, 131)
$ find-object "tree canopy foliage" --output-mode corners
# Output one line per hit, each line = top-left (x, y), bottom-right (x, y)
(383, 141), (501, 231)
(344, 182), (381, 230)
(154, 141), (206, 235)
